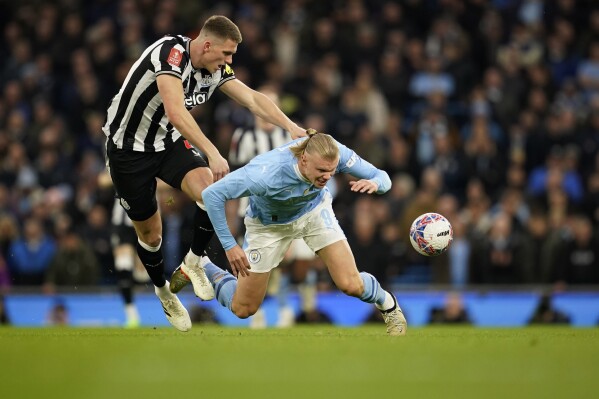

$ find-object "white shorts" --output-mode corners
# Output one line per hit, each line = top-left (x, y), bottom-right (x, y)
(289, 238), (316, 261)
(242, 193), (345, 273)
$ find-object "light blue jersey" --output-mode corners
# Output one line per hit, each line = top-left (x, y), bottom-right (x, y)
(202, 137), (391, 250)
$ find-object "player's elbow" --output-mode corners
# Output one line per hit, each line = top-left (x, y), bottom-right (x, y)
(378, 172), (392, 194)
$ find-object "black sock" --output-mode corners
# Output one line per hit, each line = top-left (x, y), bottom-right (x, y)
(136, 241), (166, 287)
(117, 270), (134, 304)
(191, 207), (215, 256)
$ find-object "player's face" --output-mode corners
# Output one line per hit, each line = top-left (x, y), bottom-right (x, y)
(300, 152), (338, 189)
(202, 38), (237, 73)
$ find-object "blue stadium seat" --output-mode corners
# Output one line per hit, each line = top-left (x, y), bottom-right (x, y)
(551, 293), (599, 327)
(395, 292), (446, 326)
(464, 292), (541, 327)
(316, 292), (374, 326)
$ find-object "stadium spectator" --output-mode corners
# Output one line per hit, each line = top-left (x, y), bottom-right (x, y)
(555, 214), (599, 285)
(0, 294), (10, 325)
(429, 292), (470, 324)
(44, 227), (101, 290)
(7, 216), (56, 285)
(469, 211), (535, 284)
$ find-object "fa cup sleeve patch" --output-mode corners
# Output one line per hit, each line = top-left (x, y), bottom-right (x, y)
(167, 48), (183, 67)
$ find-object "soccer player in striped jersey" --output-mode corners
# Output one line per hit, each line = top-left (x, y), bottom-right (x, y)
(102, 15), (306, 332)
(198, 130), (407, 336)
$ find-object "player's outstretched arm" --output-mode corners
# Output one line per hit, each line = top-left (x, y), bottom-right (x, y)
(157, 74), (229, 181)
(336, 143), (392, 195)
(220, 79), (306, 139)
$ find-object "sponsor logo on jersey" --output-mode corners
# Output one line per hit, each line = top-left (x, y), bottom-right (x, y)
(248, 249), (261, 264)
(167, 48), (183, 67)
(184, 140), (192, 149)
(184, 92), (207, 107)
(120, 198), (131, 210)
(345, 152), (358, 168)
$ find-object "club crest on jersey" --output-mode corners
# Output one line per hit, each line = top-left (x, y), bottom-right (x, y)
(184, 92), (207, 107)
(248, 250), (261, 264)
(184, 140), (192, 149)
(199, 76), (214, 86)
(167, 48), (182, 67)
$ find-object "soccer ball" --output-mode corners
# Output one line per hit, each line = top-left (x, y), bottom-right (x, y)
(409, 212), (453, 256)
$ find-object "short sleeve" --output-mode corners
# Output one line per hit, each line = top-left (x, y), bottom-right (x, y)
(217, 64), (236, 86)
(153, 38), (189, 79)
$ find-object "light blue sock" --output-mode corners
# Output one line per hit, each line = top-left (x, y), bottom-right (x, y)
(204, 262), (237, 311)
(359, 272), (386, 306)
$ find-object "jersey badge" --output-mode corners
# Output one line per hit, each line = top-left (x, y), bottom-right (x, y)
(248, 249), (261, 264)
(167, 48), (183, 67)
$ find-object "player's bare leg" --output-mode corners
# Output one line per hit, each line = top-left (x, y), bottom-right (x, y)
(318, 240), (407, 336)
(231, 272), (270, 318)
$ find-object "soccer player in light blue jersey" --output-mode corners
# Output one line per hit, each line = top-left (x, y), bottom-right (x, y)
(187, 129), (406, 335)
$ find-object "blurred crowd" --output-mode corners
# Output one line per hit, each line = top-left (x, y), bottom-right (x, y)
(1, 0), (599, 295)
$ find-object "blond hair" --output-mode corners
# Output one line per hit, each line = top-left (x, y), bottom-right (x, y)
(200, 15), (242, 43)
(290, 129), (339, 160)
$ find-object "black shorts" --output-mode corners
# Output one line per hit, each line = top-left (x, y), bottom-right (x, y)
(106, 137), (208, 221)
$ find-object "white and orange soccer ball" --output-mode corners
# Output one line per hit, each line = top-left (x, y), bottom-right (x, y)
(409, 212), (453, 256)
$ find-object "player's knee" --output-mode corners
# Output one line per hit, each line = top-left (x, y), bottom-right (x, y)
(184, 169), (212, 201)
(338, 278), (364, 298)
(232, 303), (260, 319)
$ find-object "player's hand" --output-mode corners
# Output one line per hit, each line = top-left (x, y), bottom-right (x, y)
(349, 179), (378, 194)
(290, 125), (308, 139)
(207, 154), (230, 182)
(225, 245), (251, 278)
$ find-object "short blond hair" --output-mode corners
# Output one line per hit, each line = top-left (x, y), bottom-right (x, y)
(201, 15), (242, 43)
(290, 129), (339, 161)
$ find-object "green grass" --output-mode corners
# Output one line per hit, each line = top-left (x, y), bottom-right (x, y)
(1, 325), (598, 399)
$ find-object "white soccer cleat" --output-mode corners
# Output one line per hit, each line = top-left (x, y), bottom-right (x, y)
(180, 255), (215, 300)
(380, 295), (407, 336)
(155, 286), (192, 332)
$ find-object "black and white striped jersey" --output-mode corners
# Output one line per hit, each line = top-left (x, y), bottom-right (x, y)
(103, 35), (235, 152)
(228, 126), (292, 169)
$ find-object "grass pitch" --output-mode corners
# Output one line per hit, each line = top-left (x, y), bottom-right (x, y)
(1, 325), (597, 399)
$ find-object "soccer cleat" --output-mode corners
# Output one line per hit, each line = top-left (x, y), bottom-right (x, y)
(380, 295), (407, 336)
(170, 255), (215, 300)
(155, 286), (192, 332)
(169, 265), (191, 294)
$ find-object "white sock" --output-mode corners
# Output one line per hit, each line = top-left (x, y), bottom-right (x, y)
(185, 249), (201, 266)
(376, 291), (396, 311)
(155, 281), (172, 299)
